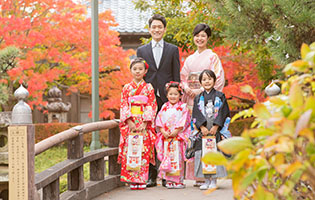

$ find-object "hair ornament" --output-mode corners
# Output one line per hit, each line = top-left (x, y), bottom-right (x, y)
(165, 81), (183, 93)
(143, 60), (149, 69)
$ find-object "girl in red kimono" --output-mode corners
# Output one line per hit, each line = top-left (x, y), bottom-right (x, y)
(118, 57), (157, 190)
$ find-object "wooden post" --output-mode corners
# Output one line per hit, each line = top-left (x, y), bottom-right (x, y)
(90, 158), (105, 181)
(67, 133), (84, 190)
(8, 85), (36, 200)
(43, 179), (59, 200)
(108, 126), (120, 175)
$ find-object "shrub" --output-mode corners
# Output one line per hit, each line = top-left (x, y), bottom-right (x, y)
(203, 42), (315, 199)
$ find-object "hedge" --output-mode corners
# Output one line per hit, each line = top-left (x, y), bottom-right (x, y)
(34, 117), (254, 144)
(34, 123), (109, 145)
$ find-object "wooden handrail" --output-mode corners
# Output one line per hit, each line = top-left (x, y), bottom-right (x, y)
(35, 120), (119, 155)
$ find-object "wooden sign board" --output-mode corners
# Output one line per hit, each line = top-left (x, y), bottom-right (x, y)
(8, 126), (29, 200)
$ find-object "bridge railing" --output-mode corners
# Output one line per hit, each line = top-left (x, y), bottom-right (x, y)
(34, 120), (123, 200)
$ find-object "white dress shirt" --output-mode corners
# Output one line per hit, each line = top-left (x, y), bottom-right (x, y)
(152, 39), (164, 69)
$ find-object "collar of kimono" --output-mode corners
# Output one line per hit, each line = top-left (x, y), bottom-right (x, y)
(131, 80), (146, 96)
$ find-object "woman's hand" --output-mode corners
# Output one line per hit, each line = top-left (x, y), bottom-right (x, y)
(200, 126), (209, 136)
(137, 122), (147, 132)
(185, 87), (195, 98)
(127, 119), (136, 132)
(209, 125), (219, 135)
(192, 88), (202, 96)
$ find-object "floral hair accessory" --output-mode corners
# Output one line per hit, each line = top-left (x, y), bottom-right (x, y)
(143, 60), (149, 69)
(165, 81), (183, 94)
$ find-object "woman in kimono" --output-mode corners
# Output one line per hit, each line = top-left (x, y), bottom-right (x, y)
(118, 57), (157, 190)
(181, 23), (225, 184)
(192, 69), (230, 190)
(155, 82), (190, 189)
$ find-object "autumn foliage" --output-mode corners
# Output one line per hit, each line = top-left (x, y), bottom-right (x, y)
(0, 0), (133, 118)
(179, 45), (266, 110)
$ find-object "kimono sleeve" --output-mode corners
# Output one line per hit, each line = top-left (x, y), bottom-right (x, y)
(210, 54), (225, 92)
(155, 105), (165, 128)
(175, 103), (191, 129)
(120, 85), (132, 123)
(143, 84), (157, 122)
(180, 59), (190, 91)
(192, 95), (207, 130)
(213, 93), (230, 128)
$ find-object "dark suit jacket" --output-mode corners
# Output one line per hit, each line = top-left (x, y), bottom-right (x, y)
(137, 41), (180, 104)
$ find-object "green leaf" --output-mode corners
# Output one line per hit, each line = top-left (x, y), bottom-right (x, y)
(281, 105), (292, 117)
(218, 137), (253, 155)
(241, 170), (258, 189)
(289, 83), (303, 109)
(301, 43), (311, 59)
(201, 151), (228, 166)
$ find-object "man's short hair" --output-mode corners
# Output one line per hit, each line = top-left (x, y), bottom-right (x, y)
(149, 14), (167, 28)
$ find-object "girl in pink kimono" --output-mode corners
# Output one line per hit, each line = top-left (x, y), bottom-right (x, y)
(180, 24), (225, 184)
(155, 82), (190, 189)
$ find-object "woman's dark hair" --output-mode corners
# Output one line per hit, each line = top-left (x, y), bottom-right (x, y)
(193, 24), (211, 38)
(149, 14), (167, 28)
(165, 81), (183, 96)
(199, 69), (216, 83)
(129, 57), (147, 69)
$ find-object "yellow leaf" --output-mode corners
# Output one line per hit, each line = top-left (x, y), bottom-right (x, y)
(253, 185), (275, 200)
(305, 96), (315, 118)
(281, 119), (295, 135)
(202, 151), (227, 166)
(291, 60), (309, 70)
(283, 161), (303, 177)
(287, 108), (302, 120)
(301, 43), (311, 59)
(253, 103), (271, 119)
(247, 128), (274, 137)
(230, 149), (251, 171)
(289, 83), (303, 109)
(298, 128), (314, 143)
(241, 85), (255, 96)
(275, 136), (294, 153)
(203, 187), (217, 195)
(218, 137), (253, 155)
(269, 96), (286, 106)
(295, 109), (312, 136)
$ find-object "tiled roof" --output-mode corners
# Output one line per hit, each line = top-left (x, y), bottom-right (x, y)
(85, 0), (152, 33)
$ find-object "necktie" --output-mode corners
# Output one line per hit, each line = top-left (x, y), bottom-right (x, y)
(153, 42), (162, 68)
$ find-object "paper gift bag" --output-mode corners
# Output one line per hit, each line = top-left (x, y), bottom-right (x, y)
(126, 132), (143, 171)
(164, 139), (180, 176)
(202, 136), (217, 174)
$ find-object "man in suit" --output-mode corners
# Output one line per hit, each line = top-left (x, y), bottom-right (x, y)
(137, 14), (181, 187)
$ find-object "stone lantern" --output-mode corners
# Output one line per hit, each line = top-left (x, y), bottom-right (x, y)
(265, 80), (281, 96)
(46, 86), (71, 123)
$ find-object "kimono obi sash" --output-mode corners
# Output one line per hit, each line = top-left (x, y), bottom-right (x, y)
(128, 95), (148, 115)
(188, 71), (202, 89)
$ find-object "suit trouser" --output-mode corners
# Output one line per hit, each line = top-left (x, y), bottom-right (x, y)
(148, 95), (164, 181)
